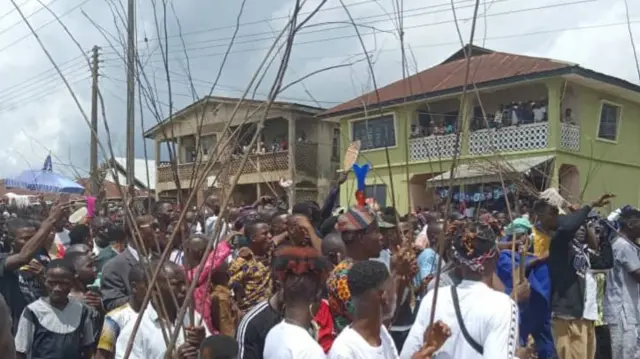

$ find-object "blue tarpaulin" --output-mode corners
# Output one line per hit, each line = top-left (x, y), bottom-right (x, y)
(4, 155), (84, 194)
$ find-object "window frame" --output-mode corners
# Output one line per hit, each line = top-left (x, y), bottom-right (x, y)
(596, 100), (623, 143)
(349, 113), (398, 152)
(364, 184), (387, 207)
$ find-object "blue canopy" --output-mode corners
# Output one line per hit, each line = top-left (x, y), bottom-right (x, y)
(3, 155), (85, 194)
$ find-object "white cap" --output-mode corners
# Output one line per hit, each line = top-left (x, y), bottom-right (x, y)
(69, 207), (88, 224)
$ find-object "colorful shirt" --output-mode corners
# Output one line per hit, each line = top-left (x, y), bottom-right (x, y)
(228, 248), (272, 312)
(326, 258), (355, 333)
(210, 285), (239, 337)
(97, 303), (137, 353)
(186, 241), (231, 333)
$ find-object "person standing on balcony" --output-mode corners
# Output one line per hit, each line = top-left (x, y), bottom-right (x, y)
(563, 108), (576, 125)
(533, 103), (546, 123)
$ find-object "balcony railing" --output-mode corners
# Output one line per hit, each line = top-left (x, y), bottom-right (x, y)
(469, 122), (549, 155)
(560, 123), (580, 151)
(409, 122), (554, 161)
(157, 142), (319, 184)
(409, 134), (460, 161)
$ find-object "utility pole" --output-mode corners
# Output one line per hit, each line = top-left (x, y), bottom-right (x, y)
(125, 0), (136, 197)
(90, 46), (101, 200)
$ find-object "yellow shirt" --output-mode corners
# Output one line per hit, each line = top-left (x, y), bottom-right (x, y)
(532, 227), (551, 258)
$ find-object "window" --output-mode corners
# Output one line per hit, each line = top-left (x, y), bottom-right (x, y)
(597, 102), (621, 141)
(200, 134), (217, 156)
(182, 136), (196, 163)
(331, 128), (340, 159)
(351, 115), (396, 150)
(365, 184), (387, 207)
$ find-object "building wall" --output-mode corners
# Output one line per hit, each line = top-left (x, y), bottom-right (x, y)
(337, 77), (640, 212)
(559, 83), (640, 208)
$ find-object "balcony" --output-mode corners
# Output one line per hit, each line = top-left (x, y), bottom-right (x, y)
(408, 122), (582, 162)
(409, 134), (460, 161)
(469, 122), (549, 155)
(560, 123), (580, 151)
(156, 142), (319, 186)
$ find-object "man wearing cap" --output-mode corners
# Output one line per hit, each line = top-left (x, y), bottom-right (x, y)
(326, 206), (384, 333)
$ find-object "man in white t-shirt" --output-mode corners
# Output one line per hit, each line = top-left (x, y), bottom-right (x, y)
(329, 260), (398, 359)
(401, 220), (522, 359)
(331, 260), (448, 359)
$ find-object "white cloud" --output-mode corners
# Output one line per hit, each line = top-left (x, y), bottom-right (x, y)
(0, 0), (638, 181)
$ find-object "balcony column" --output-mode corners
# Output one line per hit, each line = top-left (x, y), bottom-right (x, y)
(177, 136), (183, 164)
(288, 115), (296, 208)
(155, 140), (161, 200)
(546, 79), (563, 150)
(546, 79), (563, 188)
(459, 95), (473, 156)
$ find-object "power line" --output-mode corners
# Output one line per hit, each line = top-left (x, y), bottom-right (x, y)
(0, 75), (90, 113)
(101, 19), (638, 69)
(139, 0), (522, 53)
(101, 0), (525, 56)
(3, 0), (585, 98)
(103, 74), (341, 105)
(0, 0), (92, 55)
(0, 0), (64, 38)
(101, 0), (596, 62)
(0, 63), (88, 103)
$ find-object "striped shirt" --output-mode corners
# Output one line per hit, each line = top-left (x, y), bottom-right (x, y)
(236, 300), (281, 359)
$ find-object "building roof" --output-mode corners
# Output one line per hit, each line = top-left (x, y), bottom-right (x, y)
(104, 157), (156, 190)
(77, 178), (148, 199)
(426, 155), (554, 187)
(143, 96), (325, 139)
(318, 45), (640, 118)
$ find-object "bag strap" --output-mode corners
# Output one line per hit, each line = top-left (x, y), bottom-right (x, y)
(450, 285), (483, 355)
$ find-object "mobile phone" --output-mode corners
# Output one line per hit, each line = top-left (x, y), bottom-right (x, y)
(87, 284), (101, 294)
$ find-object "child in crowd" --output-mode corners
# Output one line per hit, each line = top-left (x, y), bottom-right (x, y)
(199, 334), (239, 359)
(210, 262), (240, 337)
(15, 259), (95, 359)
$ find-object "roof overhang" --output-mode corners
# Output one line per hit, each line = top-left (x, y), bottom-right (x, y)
(426, 155), (554, 188)
(143, 97), (325, 139)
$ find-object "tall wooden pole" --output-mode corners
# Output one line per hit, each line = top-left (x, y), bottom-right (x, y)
(125, 0), (136, 197)
(90, 45), (101, 199)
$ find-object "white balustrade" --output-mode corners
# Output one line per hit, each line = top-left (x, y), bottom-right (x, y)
(469, 122), (549, 155)
(409, 134), (459, 161)
(560, 123), (580, 151)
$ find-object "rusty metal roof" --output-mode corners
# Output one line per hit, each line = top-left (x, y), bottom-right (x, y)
(319, 46), (573, 118)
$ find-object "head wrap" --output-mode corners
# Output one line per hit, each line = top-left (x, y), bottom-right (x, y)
(504, 217), (533, 236)
(448, 220), (498, 273)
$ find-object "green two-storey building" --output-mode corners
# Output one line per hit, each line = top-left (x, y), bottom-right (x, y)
(318, 45), (640, 213)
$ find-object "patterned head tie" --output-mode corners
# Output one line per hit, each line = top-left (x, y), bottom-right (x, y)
(271, 246), (331, 283)
(335, 205), (377, 232)
(448, 220), (499, 273)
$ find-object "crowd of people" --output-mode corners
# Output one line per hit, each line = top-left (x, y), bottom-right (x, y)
(0, 177), (637, 359)
(410, 100), (556, 138)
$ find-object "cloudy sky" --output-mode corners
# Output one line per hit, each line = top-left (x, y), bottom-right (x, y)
(0, 0), (638, 179)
